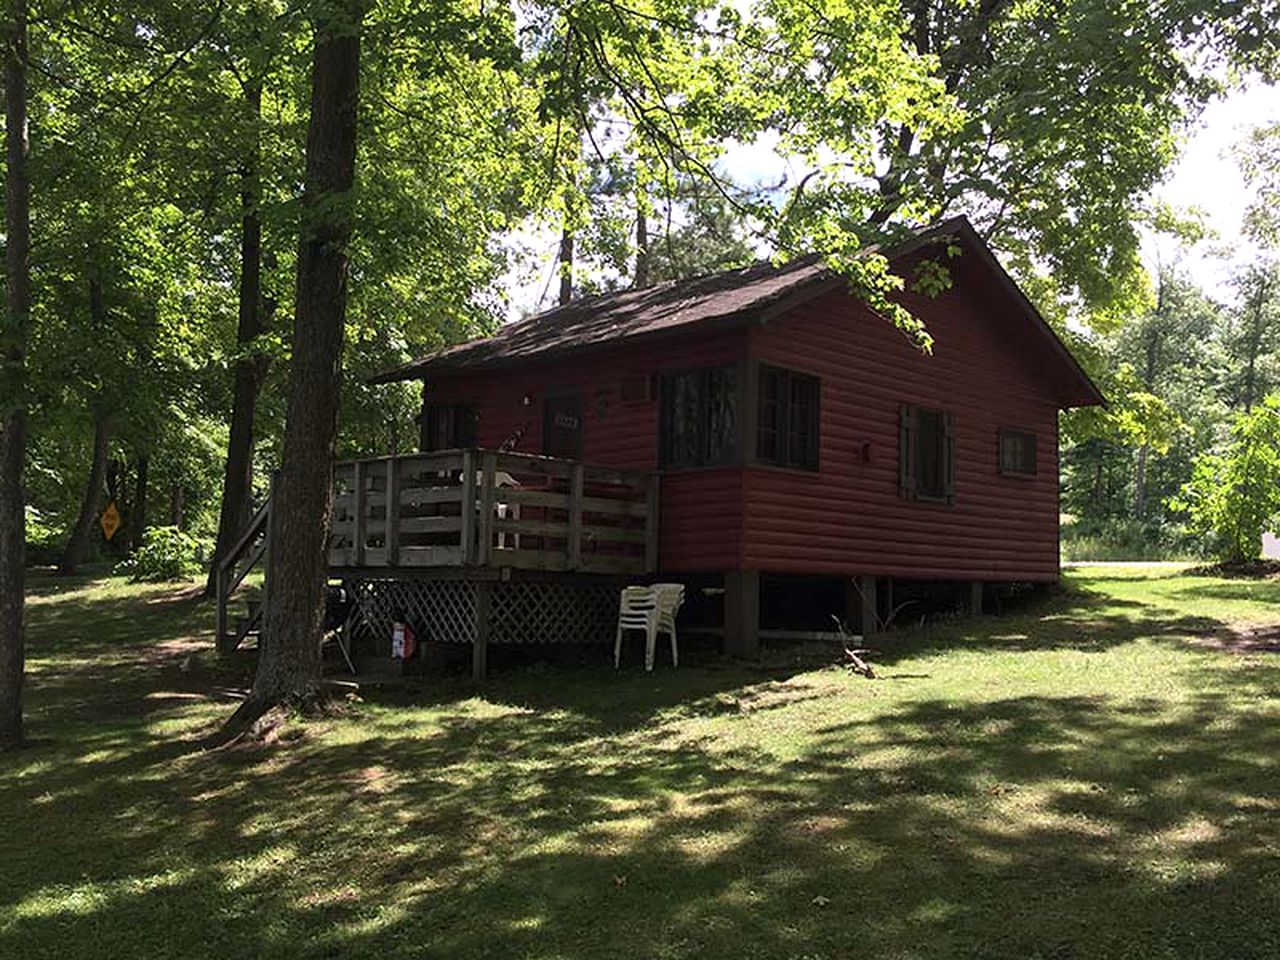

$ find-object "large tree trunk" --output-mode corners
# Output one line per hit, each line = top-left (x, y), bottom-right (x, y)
(205, 80), (267, 597)
(1133, 444), (1149, 518)
(128, 454), (149, 550)
(168, 484), (185, 529)
(219, 3), (362, 739)
(558, 225), (573, 305)
(634, 195), (649, 289)
(59, 409), (111, 575)
(0, 0), (29, 749)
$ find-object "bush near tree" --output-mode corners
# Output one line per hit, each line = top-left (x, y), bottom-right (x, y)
(1172, 394), (1280, 563)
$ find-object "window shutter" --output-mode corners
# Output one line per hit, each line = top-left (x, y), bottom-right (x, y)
(899, 405), (917, 498)
(943, 410), (956, 503)
(422, 404), (440, 452)
(457, 404), (477, 447)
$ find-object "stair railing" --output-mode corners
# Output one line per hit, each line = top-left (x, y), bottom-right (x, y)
(215, 490), (273, 654)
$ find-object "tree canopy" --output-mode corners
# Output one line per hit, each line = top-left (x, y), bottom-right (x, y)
(2, 0), (1279, 740)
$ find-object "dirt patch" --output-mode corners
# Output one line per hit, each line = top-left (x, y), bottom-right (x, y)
(1201, 625), (1280, 655)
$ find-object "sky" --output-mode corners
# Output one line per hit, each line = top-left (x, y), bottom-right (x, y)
(510, 80), (1277, 319)
(1144, 80), (1277, 300)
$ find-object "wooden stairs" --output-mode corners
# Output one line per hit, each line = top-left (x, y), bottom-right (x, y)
(215, 495), (271, 655)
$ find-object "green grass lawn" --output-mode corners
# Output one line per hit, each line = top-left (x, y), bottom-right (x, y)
(3, 566), (1279, 959)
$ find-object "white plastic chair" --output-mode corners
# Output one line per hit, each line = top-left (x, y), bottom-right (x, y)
(614, 583), (684, 670)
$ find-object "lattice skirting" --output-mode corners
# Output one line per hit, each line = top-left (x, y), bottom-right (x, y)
(347, 577), (620, 647)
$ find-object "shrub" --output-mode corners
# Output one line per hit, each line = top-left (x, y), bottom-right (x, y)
(116, 526), (206, 582)
(1171, 395), (1280, 562)
(1060, 517), (1204, 561)
(25, 506), (64, 567)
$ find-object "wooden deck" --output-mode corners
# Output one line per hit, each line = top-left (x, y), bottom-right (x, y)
(328, 448), (659, 576)
(215, 448), (658, 663)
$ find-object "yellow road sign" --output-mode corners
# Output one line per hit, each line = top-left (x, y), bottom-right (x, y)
(100, 501), (122, 541)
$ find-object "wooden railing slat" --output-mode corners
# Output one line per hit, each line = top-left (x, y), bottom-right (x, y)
(567, 462), (585, 570)
(460, 449), (476, 564)
(478, 451), (497, 566)
(353, 460), (367, 566)
(386, 459), (400, 566)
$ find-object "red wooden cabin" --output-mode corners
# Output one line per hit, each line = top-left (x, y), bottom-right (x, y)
(366, 216), (1103, 654)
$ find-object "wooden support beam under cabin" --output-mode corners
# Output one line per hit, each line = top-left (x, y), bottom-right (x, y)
(859, 574), (878, 636)
(472, 580), (493, 681)
(969, 580), (983, 616)
(843, 577), (860, 636)
(723, 569), (760, 657)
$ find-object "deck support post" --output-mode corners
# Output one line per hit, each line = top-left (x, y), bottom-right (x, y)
(724, 569), (760, 657)
(969, 580), (983, 617)
(472, 579), (493, 681)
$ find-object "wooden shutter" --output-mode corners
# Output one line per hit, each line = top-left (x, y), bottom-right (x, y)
(899, 405), (917, 498)
(943, 410), (956, 503)
(456, 404), (477, 447)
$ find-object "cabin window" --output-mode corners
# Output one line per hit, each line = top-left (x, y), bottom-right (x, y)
(757, 365), (820, 471)
(900, 404), (955, 502)
(999, 428), (1037, 476)
(659, 365), (741, 467)
(421, 402), (476, 452)
(543, 391), (584, 460)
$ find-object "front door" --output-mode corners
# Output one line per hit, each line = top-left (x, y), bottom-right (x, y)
(543, 391), (583, 459)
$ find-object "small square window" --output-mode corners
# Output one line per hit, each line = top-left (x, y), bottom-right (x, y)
(998, 428), (1037, 476)
(421, 402), (476, 451)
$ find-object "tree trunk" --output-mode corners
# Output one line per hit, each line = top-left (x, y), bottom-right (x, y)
(0, 0), (29, 749)
(558, 225), (573, 305)
(129, 454), (149, 550)
(1244, 347), (1258, 412)
(219, 3), (362, 740)
(59, 409), (110, 575)
(634, 196), (649, 289)
(169, 484), (185, 529)
(1133, 444), (1148, 518)
(205, 79), (267, 597)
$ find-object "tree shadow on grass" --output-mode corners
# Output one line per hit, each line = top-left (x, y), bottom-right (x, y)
(863, 580), (1227, 670)
(5, 572), (1280, 958)
(6, 680), (1279, 959)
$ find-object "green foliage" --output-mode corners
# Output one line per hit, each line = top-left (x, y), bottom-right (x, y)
(1237, 122), (1280, 248)
(115, 526), (206, 582)
(1060, 517), (1203, 562)
(1061, 267), (1236, 546)
(15, 0), (1280, 566)
(1171, 395), (1280, 562)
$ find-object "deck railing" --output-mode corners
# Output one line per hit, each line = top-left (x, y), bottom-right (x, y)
(328, 449), (659, 575)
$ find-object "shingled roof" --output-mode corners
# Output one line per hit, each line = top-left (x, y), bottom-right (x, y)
(369, 253), (831, 384)
(369, 216), (1104, 407)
